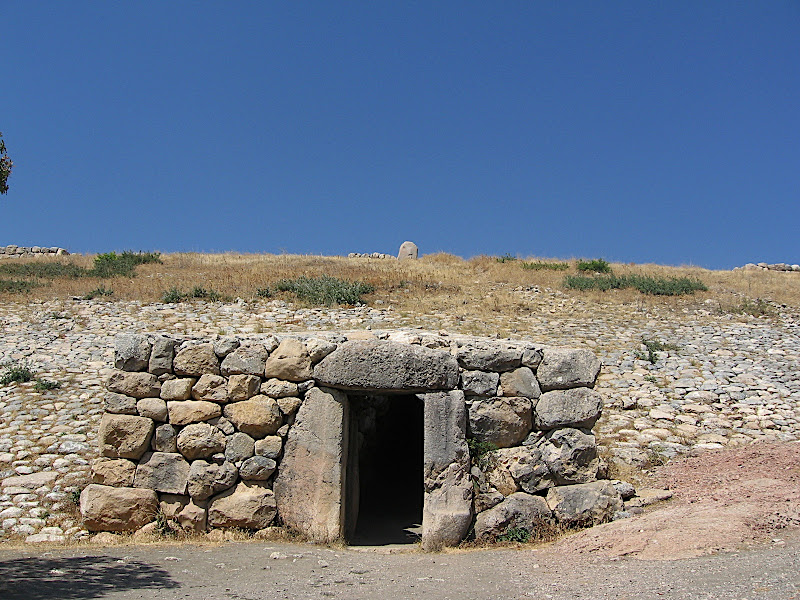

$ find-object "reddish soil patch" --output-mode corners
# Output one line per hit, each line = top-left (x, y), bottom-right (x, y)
(547, 441), (800, 560)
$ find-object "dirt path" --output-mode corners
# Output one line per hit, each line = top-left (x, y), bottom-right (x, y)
(1, 442), (799, 599)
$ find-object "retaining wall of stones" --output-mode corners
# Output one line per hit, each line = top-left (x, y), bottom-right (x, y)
(0, 245), (69, 257)
(83, 330), (620, 547)
(736, 262), (800, 272)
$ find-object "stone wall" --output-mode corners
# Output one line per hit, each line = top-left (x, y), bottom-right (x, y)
(736, 262), (800, 272)
(0, 245), (69, 257)
(83, 330), (620, 548)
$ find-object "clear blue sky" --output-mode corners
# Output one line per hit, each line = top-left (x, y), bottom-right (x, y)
(2, 2), (798, 269)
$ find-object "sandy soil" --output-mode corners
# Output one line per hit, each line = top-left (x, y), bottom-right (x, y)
(551, 441), (800, 560)
(1, 442), (799, 599)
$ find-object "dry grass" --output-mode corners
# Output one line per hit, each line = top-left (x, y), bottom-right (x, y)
(1, 253), (799, 318)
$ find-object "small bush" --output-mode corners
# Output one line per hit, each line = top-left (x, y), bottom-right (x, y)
(495, 253), (518, 263)
(0, 361), (35, 385)
(90, 251), (162, 278)
(161, 287), (186, 303)
(34, 379), (61, 391)
(730, 298), (775, 317)
(520, 261), (569, 271)
(497, 526), (531, 543)
(576, 258), (612, 273)
(256, 287), (272, 298)
(83, 286), (114, 300)
(187, 286), (222, 301)
(273, 275), (374, 306)
(0, 279), (37, 293)
(564, 274), (707, 296)
(0, 262), (86, 279)
(636, 338), (680, 364)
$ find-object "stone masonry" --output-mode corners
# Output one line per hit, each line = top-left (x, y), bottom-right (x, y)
(82, 330), (619, 549)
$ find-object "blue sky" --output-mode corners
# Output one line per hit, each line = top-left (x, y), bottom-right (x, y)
(2, 2), (798, 269)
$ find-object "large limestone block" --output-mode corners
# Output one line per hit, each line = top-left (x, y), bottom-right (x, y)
(225, 432), (255, 463)
(274, 387), (348, 543)
(152, 424), (178, 452)
(264, 339), (312, 381)
(192, 374), (228, 403)
(499, 367), (541, 399)
(160, 378), (195, 401)
(468, 397), (532, 448)
(176, 423), (227, 460)
(168, 400), (222, 425)
(473, 492), (552, 541)
(221, 344), (269, 377)
(104, 392), (137, 415)
(420, 391), (473, 551)
(486, 446), (553, 495)
(239, 456), (277, 480)
(456, 341), (522, 372)
(137, 397), (168, 421)
(227, 374), (262, 402)
(536, 348), (601, 391)
(149, 335), (177, 376)
(208, 481), (277, 529)
(133, 452), (190, 494)
(222, 395), (282, 438)
(90, 458), (137, 487)
(260, 378), (298, 399)
(177, 500), (207, 533)
(459, 370), (499, 397)
(254, 436), (282, 459)
(107, 370), (161, 399)
(80, 484), (158, 532)
(305, 338), (337, 363)
(114, 334), (152, 372)
(314, 340), (459, 393)
(173, 343), (220, 377)
(397, 240), (418, 260)
(187, 460), (238, 500)
(534, 388), (603, 431)
(539, 427), (599, 485)
(99, 414), (155, 459)
(546, 480), (622, 526)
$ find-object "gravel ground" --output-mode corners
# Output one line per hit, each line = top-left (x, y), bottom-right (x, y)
(0, 533), (798, 600)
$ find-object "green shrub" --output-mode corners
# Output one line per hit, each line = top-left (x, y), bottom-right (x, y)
(576, 258), (612, 273)
(0, 262), (86, 279)
(34, 379), (61, 391)
(497, 526), (531, 543)
(188, 286), (222, 301)
(495, 253), (517, 263)
(520, 261), (570, 271)
(256, 287), (272, 298)
(90, 251), (162, 277)
(83, 286), (114, 300)
(564, 274), (707, 296)
(0, 279), (38, 293)
(0, 361), (35, 385)
(161, 287), (186, 303)
(273, 275), (374, 306)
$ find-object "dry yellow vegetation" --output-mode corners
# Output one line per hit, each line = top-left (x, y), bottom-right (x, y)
(1, 252), (799, 321)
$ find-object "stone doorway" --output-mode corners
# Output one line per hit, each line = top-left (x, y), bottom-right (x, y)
(347, 394), (424, 545)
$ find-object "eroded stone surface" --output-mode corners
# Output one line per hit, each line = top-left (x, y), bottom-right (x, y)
(80, 484), (158, 532)
(314, 340), (459, 392)
(537, 348), (601, 391)
(468, 397), (532, 448)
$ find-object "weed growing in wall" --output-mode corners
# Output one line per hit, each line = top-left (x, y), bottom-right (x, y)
(635, 338), (680, 364)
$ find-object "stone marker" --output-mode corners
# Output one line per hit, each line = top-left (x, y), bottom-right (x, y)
(398, 241), (418, 260)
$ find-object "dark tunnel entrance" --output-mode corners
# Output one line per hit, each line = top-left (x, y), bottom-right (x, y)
(347, 394), (424, 545)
